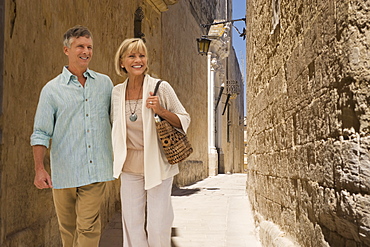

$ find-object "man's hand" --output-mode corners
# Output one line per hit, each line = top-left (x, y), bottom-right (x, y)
(33, 145), (52, 189)
(34, 168), (53, 189)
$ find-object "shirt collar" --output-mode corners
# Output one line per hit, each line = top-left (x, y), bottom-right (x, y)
(84, 69), (96, 79)
(61, 66), (96, 84)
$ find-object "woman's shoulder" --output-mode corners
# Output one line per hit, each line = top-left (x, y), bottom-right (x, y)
(158, 80), (174, 94)
(146, 75), (171, 88)
(113, 81), (126, 91)
(146, 75), (177, 99)
(112, 82), (126, 99)
(160, 80), (171, 88)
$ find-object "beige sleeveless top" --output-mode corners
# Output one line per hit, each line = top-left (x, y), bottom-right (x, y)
(122, 99), (144, 175)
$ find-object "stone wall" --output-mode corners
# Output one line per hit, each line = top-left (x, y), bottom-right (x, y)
(0, 0), (222, 246)
(246, 0), (370, 246)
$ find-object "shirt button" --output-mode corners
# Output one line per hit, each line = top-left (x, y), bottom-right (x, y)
(87, 129), (90, 133)
(90, 160), (92, 163)
(86, 114), (89, 117)
(85, 99), (88, 101)
(88, 145), (91, 148)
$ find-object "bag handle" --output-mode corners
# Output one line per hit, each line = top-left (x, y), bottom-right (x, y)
(153, 80), (162, 96)
(152, 80), (163, 120)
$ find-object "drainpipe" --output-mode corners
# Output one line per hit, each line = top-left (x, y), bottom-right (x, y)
(207, 52), (218, 176)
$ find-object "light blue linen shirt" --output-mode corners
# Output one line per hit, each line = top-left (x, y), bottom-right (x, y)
(31, 66), (114, 189)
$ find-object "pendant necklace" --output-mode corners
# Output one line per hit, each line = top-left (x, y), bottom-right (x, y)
(127, 81), (143, 122)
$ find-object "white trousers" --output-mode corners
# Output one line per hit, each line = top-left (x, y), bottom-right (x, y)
(120, 173), (174, 247)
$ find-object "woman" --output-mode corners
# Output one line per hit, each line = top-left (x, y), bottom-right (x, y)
(111, 38), (191, 247)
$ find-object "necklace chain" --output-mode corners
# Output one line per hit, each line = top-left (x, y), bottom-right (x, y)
(127, 81), (143, 122)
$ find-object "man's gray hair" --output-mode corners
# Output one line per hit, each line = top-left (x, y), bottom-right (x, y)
(63, 25), (92, 48)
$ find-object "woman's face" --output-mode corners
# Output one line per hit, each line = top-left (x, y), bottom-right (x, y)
(121, 49), (147, 76)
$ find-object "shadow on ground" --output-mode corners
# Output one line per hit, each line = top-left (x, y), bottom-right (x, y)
(171, 187), (200, 196)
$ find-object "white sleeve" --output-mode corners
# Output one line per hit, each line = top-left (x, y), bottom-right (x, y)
(158, 81), (191, 133)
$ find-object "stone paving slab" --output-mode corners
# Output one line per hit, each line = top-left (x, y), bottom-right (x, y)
(100, 173), (262, 247)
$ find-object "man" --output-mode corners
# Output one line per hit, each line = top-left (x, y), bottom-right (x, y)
(31, 25), (114, 247)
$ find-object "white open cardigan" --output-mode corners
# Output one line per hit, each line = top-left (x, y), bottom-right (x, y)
(111, 74), (191, 190)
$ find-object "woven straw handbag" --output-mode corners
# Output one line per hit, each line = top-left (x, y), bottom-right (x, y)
(153, 80), (193, 164)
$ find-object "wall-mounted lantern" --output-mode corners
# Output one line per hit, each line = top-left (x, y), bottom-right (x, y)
(196, 37), (212, 55)
(196, 17), (246, 55)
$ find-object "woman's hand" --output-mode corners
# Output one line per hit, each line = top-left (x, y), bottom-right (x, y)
(146, 92), (182, 129)
(146, 92), (162, 115)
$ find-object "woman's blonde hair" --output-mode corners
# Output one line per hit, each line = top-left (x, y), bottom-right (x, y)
(114, 38), (149, 77)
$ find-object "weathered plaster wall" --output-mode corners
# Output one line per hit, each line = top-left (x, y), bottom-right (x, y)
(246, 0), (370, 246)
(0, 0), (197, 246)
(161, 0), (217, 186)
(222, 49), (245, 174)
(1, 1), (138, 245)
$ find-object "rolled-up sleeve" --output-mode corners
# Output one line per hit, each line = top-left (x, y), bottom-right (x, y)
(30, 87), (55, 148)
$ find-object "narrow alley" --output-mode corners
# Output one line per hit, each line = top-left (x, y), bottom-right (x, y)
(99, 173), (261, 247)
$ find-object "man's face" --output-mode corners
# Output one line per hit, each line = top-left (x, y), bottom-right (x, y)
(63, 36), (93, 70)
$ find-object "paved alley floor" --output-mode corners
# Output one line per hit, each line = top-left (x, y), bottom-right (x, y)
(100, 173), (262, 247)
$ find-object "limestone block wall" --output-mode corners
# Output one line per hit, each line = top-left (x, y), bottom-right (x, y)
(246, 0), (370, 246)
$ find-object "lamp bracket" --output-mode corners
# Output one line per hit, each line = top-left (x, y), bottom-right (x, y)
(200, 17), (246, 28)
